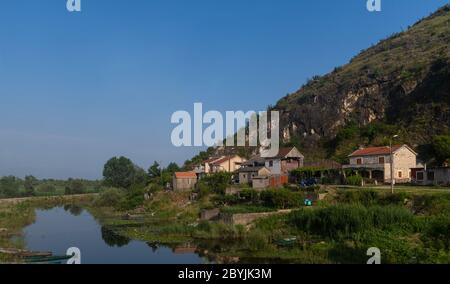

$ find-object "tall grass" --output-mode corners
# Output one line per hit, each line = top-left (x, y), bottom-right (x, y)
(289, 204), (413, 239)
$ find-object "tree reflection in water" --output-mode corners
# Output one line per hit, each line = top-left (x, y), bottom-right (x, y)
(63, 204), (83, 216)
(101, 227), (131, 247)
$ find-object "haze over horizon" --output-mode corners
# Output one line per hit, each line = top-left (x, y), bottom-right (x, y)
(0, 0), (448, 179)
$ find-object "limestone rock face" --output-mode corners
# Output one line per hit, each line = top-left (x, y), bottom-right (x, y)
(274, 5), (450, 147)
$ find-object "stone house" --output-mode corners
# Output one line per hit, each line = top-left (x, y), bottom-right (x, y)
(173, 172), (197, 191)
(343, 144), (417, 183)
(264, 147), (304, 175)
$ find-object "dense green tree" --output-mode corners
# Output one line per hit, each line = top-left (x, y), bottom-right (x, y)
(133, 166), (149, 187)
(65, 179), (86, 195)
(103, 157), (136, 189)
(24, 175), (38, 196)
(166, 162), (180, 173)
(148, 161), (161, 179)
(432, 135), (450, 165)
(0, 176), (20, 198)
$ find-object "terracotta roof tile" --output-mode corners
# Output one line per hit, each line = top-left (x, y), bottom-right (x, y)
(174, 172), (197, 179)
(349, 145), (403, 157)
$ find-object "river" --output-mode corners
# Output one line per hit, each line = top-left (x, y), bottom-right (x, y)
(23, 206), (207, 264)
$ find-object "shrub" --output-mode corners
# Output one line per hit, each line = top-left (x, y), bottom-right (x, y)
(94, 188), (125, 207)
(346, 175), (363, 186)
(239, 189), (260, 203)
(0, 176), (21, 198)
(260, 189), (303, 209)
(65, 179), (85, 195)
(201, 172), (233, 195)
(118, 186), (146, 211)
(422, 216), (450, 250)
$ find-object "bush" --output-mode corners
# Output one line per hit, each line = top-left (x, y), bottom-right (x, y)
(201, 172), (232, 195)
(118, 186), (146, 211)
(260, 189), (303, 209)
(197, 181), (212, 199)
(239, 189), (260, 203)
(422, 216), (450, 250)
(94, 188), (125, 207)
(0, 176), (21, 198)
(346, 175), (363, 186)
(65, 179), (85, 195)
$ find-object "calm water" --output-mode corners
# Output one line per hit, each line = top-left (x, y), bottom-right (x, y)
(23, 207), (206, 264)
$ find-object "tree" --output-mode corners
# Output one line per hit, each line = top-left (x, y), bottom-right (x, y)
(24, 175), (38, 196)
(0, 176), (20, 198)
(166, 162), (180, 173)
(65, 179), (85, 195)
(133, 166), (149, 187)
(432, 135), (450, 165)
(103, 157), (136, 189)
(148, 161), (161, 179)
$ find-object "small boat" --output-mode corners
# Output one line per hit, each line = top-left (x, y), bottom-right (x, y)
(24, 255), (72, 264)
(275, 237), (298, 247)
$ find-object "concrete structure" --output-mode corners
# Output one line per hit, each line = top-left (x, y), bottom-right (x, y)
(412, 167), (450, 186)
(173, 172), (197, 191)
(238, 166), (271, 185)
(343, 145), (417, 183)
(252, 175), (270, 189)
(265, 147), (304, 175)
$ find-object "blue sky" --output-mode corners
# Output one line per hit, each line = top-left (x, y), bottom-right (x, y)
(0, 0), (448, 179)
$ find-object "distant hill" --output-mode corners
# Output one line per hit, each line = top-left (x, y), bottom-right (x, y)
(185, 5), (450, 168)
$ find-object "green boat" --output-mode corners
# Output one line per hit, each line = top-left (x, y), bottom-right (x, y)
(275, 237), (297, 247)
(24, 255), (72, 264)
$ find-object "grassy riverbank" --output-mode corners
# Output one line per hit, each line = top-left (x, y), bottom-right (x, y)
(88, 186), (450, 264)
(1, 187), (449, 264)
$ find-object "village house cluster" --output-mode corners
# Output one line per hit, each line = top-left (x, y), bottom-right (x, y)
(172, 144), (450, 191)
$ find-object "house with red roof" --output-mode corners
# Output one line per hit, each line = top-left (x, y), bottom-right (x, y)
(173, 172), (198, 191)
(343, 144), (417, 183)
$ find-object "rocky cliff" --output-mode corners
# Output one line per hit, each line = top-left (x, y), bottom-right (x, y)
(274, 5), (450, 161)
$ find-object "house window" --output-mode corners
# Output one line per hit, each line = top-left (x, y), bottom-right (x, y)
(417, 172), (424, 181)
(427, 171), (435, 181)
(357, 158), (362, 165)
(379, 157), (385, 164)
(243, 174), (247, 179)
(269, 161), (274, 167)
(398, 171), (402, 178)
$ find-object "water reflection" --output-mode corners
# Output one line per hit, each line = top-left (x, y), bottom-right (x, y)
(23, 207), (205, 264)
(101, 227), (131, 247)
(63, 204), (84, 216)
